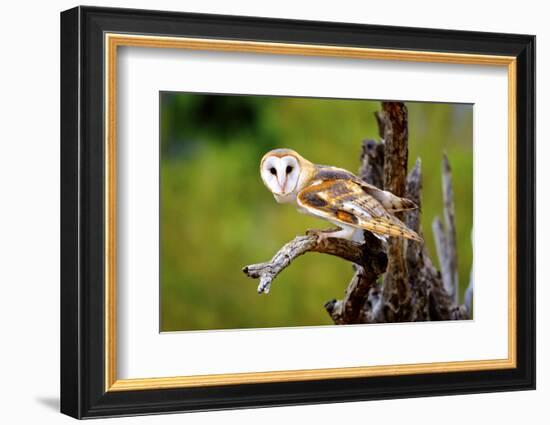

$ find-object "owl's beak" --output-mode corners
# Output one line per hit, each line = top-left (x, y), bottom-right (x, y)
(278, 176), (288, 195)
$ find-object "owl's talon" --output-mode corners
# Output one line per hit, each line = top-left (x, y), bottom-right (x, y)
(314, 233), (325, 244)
(305, 228), (322, 236)
(307, 227), (352, 243)
(306, 227), (340, 237)
(306, 228), (327, 244)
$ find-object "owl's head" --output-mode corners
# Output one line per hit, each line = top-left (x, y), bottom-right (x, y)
(260, 148), (312, 197)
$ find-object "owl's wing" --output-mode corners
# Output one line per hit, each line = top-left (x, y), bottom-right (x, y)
(314, 165), (418, 212)
(296, 179), (422, 241)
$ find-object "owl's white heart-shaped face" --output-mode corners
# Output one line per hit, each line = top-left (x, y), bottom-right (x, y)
(260, 154), (301, 196)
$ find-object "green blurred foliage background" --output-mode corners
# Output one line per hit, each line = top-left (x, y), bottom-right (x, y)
(160, 92), (473, 332)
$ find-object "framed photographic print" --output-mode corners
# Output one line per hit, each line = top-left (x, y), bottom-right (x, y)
(60, 6), (535, 419)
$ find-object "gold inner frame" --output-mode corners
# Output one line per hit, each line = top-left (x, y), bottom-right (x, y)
(104, 33), (517, 392)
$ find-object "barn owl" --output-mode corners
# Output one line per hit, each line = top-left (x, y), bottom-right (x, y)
(260, 148), (422, 243)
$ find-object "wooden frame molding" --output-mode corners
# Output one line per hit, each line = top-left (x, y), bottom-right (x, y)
(104, 33), (518, 392)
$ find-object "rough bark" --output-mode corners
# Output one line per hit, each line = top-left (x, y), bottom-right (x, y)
(378, 102), (411, 322)
(405, 160), (430, 321)
(243, 101), (471, 323)
(360, 139), (385, 189)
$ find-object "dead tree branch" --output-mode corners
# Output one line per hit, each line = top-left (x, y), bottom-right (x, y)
(243, 233), (386, 295)
(378, 102), (412, 322)
(432, 154), (459, 303)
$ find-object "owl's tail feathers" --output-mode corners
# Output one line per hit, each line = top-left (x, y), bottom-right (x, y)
(361, 215), (423, 243)
(392, 196), (418, 212)
(369, 192), (423, 240)
(385, 216), (423, 242)
(369, 188), (418, 213)
(383, 194), (418, 213)
(399, 226), (423, 242)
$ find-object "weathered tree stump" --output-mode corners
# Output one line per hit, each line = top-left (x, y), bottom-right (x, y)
(243, 101), (471, 323)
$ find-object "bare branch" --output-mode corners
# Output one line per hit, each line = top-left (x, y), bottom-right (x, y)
(432, 216), (447, 270)
(442, 154), (459, 303)
(405, 158), (422, 236)
(243, 233), (386, 295)
(432, 154), (459, 303)
(242, 235), (317, 294)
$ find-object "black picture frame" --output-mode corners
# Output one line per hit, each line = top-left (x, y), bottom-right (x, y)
(61, 5), (535, 419)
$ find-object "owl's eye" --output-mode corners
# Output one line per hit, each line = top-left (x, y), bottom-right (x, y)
(286, 166), (293, 174)
(270, 167), (277, 175)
